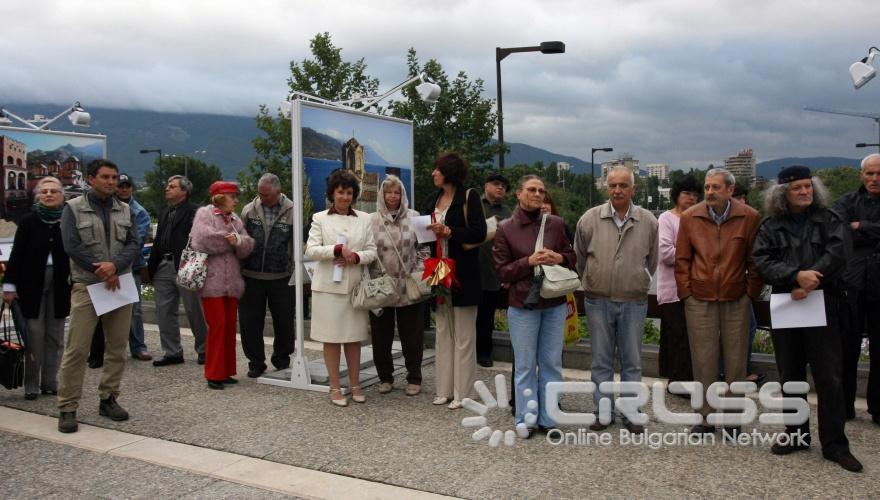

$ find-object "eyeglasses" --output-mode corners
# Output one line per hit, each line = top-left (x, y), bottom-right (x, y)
(39, 189), (62, 195)
(524, 187), (546, 195)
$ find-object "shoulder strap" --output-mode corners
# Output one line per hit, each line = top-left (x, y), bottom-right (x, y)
(534, 213), (548, 277)
(381, 222), (409, 273)
(463, 188), (472, 225)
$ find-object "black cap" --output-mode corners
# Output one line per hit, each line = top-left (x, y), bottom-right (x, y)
(118, 173), (133, 186)
(777, 166), (811, 184)
(485, 172), (510, 190)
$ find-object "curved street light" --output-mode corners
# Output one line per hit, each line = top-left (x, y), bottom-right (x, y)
(590, 147), (614, 207)
(496, 41), (565, 170)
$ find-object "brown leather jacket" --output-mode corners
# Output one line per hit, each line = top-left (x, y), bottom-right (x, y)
(674, 199), (762, 301)
(492, 207), (576, 309)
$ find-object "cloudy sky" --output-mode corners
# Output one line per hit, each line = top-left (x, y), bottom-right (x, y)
(3, 0), (880, 168)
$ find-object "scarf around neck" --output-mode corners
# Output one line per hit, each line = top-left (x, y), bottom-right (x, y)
(35, 202), (63, 225)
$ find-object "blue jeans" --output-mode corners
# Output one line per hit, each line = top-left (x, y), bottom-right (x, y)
(585, 298), (647, 413)
(508, 304), (566, 428)
(129, 272), (147, 355)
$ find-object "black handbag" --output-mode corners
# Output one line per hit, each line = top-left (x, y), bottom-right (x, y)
(0, 301), (28, 390)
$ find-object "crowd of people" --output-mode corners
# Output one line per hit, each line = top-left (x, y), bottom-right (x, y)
(2, 152), (879, 474)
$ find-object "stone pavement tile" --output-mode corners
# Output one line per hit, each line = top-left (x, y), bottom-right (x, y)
(178, 480), (300, 500)
(111, 436), (249, 474)
(0, 405), (147, 453)
(0, 430), (274, 500)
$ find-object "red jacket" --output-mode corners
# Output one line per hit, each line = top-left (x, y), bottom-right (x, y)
(492, 208), (576, 309)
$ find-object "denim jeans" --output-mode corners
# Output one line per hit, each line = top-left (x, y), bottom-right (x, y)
(508, 304), (566, 428)
(129, 272), (148, 355)
(585, 297), (647, 413)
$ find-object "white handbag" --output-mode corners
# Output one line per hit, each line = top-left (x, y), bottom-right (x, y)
(176, 236), (208, 291)
(351, 259), (400, 310)
(535, 213), (580, 299)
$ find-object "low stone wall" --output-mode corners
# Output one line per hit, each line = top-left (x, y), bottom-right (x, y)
(141, 300), (871, 397)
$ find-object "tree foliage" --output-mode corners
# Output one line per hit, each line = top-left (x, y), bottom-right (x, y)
(240, 32), (380, 202)
(815, 166), (862, 203)
(141, 156), (223, 216)
(388, 48), (504, 207)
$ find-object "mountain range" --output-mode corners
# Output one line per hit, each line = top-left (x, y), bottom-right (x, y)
(0, 103), (864, 181)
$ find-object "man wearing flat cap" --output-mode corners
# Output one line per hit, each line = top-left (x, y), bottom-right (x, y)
(753, 165), (862, 472)
(476, 172), (512, 367)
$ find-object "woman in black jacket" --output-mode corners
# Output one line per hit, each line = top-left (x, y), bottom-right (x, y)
(423, 152), (487, 409)
(2, 177), (71, 400)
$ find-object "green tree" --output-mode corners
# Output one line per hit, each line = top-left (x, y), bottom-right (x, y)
(141, 156), (223, 216)
(389, 48), (504, 204)
(815, 166), (862, 203)
(241, 32), (380, 203)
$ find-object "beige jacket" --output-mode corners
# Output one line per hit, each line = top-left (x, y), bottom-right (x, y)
(305, 209), (377, 295)
(574, 202), (658, 301)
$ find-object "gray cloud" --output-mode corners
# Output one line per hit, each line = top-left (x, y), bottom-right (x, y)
(2, 0), (880, 167)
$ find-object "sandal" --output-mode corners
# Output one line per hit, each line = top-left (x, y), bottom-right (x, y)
(350, 386), (366, 404)
(330, 388), (348, 407)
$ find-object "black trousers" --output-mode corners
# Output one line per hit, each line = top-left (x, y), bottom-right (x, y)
(476, 289), (500, 360)
(658, 301), (693, 383)
(839, 290), (880, 416)
(368, 302), (425, 384)
(771, 294), (849, 454)
(238, 276), (295, 371)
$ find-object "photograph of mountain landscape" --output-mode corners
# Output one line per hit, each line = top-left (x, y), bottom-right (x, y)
(0, 127), (106, 221)
(299, 102), (413, 215)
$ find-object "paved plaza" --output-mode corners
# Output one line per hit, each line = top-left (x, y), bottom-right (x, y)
(0, 324), (877, 499)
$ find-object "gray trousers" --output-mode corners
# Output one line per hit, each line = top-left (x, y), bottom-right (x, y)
(24, 266), (65, 394)
(154, 260), (207, 358)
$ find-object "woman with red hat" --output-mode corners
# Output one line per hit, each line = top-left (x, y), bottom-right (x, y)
(190, 181), (254, 390)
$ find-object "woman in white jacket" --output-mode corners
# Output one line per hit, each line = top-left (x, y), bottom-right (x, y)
(305, 169), (377, 406)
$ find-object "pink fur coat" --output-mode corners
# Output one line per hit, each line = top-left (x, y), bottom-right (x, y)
(189, 205), (255, 298)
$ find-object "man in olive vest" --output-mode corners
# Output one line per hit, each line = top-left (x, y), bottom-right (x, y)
(57, 159), (141, 433)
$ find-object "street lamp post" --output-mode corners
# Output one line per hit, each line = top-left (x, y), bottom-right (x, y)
(139, 148), (162, 180)
(496, 41), (565, 170)
(856, 142), (880, 153)
(590, 147), (613, 207)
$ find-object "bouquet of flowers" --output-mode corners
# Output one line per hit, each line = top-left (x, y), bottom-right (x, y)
(422, 215), (460, 304)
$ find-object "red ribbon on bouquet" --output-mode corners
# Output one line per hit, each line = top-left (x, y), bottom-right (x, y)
(422, 213), (460, 304)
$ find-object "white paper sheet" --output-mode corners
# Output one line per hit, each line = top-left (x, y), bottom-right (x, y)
(412, 215), (436, 244)
(87, 272), (139, 316)
(769, 290), (827, 329)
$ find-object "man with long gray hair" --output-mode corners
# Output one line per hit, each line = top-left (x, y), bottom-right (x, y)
(239, 173), (296, 377)
(753, 165), (862, 472)
(833, 153), (880, 426)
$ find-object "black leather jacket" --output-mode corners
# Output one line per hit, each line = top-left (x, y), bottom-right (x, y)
(833, 186), (880, 292)
(752, 206), (847, 296)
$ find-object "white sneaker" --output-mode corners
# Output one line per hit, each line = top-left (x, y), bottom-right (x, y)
(447, 400), (463, 410)
(432, 396), (450, 405)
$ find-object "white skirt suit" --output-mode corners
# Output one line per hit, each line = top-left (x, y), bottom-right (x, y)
(305, 209), (377, 343)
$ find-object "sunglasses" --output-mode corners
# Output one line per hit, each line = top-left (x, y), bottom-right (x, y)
(39, 189), (63, 195)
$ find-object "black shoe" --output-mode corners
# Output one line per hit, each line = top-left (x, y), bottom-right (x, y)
(197, 353), (205, 365)
(99, 395), (129, 421)
(690, 424), (716, 435)
(41, 389), (57, 396)
(224, 377), (238, 384)
(87, 358), (103, 369)
(247, 367), (265, 378)
(872, 413), (880, 426)
(207, 380), (224, 390)
(58, 411), (78, 433)
(823, 450), (863, 473)
(477, 357), (493, 368)
(590, 422), (611, 431)
(722, 426), (742, 439)
(771, 442), (810, 455)
(624, 421), (645, 434)
(24, 393), (37, 400)
(846, 407), (856, 421)
(152, 355), (184, 367)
